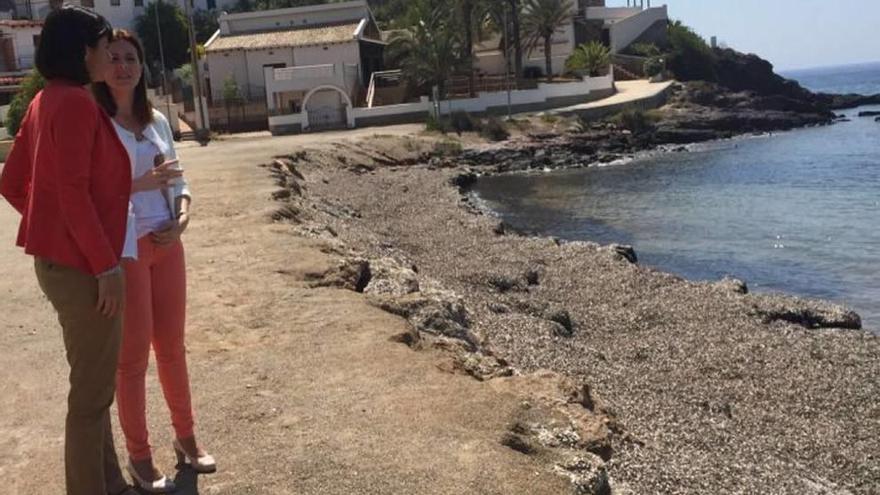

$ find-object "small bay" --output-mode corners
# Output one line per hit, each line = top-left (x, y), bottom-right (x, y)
(475, 63), (880, 329)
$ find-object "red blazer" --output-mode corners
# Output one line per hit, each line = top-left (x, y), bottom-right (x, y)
(0, 80), (131, 276)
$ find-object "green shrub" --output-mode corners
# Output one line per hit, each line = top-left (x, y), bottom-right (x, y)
(479, 116), (509, 142)
(666, 20), (717, 82)
(627, 42), (661, 58)
(433, 139), (463, 156)
(449, 110), (476, 134)
(425, 113), (449, 133)
(6, 70), (45, 136)
(644, 56), (666, 77)
(565, 41), (610, 77)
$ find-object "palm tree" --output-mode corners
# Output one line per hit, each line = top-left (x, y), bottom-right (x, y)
(459, 0), (477, 96)
(476, 0), (523, 85)
(386, 4), (468, 99)
(508, 0), (523, 80)
(522, 0), (573, 81)
(565, 41), (610, 77)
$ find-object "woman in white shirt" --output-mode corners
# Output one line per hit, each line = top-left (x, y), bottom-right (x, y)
(93, 29), (215, 493)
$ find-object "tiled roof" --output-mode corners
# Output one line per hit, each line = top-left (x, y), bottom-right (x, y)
(206, 22), (359, 53)
(0, 20), (43, 28)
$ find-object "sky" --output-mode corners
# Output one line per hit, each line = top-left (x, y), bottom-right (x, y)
(606, 0), (880, 71)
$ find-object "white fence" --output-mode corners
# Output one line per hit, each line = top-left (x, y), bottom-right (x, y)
(268, 73), (614, 134)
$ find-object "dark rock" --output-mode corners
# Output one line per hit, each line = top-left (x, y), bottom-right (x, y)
(308, 259), (372, 293)
(548, 309), (575, 337)
(488, 275), (521, 293)
(501, 432), (538, 455)
(601, 244), (637, 264)
(525, 270), (540, 286)
(450, 172), (478, 192)
(488, 302), (511, 314)
(876, 117), (880, 123)
(493, 221), (509, 235)
(752, 296), (862, 330)
(271, 205), (304, 223)
(271, 189), (291, 200)
(717, 276), (748, 295)
(857, 110), (880, 117)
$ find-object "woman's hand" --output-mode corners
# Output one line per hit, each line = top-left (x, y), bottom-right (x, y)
(151, 212), (189, 245)
(132, 160), (182, 192)
(96, 267), (125, 318)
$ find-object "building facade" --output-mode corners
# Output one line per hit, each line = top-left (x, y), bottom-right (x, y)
(204, 0), (385, 130)
(474, 0), (668, 79)
(3, 0), (236, 31)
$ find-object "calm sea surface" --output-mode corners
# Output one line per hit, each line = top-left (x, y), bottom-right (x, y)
(475, 63), (880, 330)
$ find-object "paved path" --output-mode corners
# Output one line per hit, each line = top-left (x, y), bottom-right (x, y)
(550, 79), (675, 118)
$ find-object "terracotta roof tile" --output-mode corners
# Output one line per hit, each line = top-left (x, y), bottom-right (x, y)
(206, 22), (359, 53)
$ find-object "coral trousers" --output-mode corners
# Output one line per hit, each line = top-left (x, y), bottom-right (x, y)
(117, 236), (194, 461)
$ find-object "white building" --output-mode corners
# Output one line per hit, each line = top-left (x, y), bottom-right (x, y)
(474, 0), (668, 79)
(5, 0), (235, 31)
(0, 19), (39, 72)
(204, 0), (385, 130)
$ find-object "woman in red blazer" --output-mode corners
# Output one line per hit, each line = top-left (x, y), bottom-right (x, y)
(0, 7), (137, 495)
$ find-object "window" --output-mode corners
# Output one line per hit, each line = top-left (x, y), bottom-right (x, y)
(135, 0), (143, 6)
(207, 0), (216, 9)
(110, 0), (120, 6)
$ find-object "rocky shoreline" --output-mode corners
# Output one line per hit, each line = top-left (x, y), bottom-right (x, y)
(262, 98), (879, 492)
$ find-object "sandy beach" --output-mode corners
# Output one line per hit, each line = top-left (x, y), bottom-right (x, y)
(266, 126), (880, 494)
(1, 126), (622, 494)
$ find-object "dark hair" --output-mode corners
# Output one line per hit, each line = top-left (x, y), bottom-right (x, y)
(92, 29), (153, 126)
(35, 5), (111, 84)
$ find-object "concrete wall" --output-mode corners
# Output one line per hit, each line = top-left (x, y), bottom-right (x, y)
(294, 42), (359, 67)
(264, 61), (360, 111)
(206, 50), (249, 101)
(476, 23), (575, 77)
(585, 7), (642, 21)
(208, 41), (360, 102)
(240, 47), (295, 96)
(222, 2), (367, 34)
(269, 74), (615, 134)
(1, 26), (40, 69)
(609, 6), (668, 53)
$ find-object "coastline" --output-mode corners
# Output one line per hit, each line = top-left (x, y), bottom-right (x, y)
(267, 111), (879, 492)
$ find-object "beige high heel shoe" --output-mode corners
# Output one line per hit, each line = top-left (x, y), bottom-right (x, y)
(173, 438), (217, 473)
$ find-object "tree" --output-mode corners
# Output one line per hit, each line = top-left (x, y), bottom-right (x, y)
(6, 70), (45, 136)
(522, 0), (573, 81)
(222, 75), (241, 102)
(458, 0), (476, 96)
(135, 0), (190, 71)
(666, 20), (717, 82)
(386, 2), (468, 99)
(565, 41), (609, 77)
(508, 0), (523, 80)
(192, 9), (220, 44)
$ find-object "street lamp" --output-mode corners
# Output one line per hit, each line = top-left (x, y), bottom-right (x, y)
(153, 0), (173, 126)
(182, 0), (209, 144)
